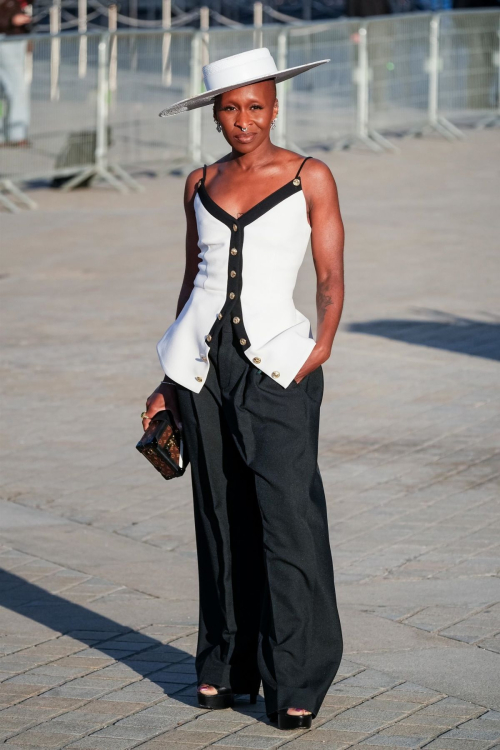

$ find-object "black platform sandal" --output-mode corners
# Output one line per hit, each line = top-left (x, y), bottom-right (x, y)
(196, 682), (259, 709)
(197, 684), (234, 709)
(268, 708), (313, 730)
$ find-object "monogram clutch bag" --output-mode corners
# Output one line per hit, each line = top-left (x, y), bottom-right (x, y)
(136, 409), (187, 480)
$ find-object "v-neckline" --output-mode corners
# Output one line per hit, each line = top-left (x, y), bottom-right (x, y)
(198, 177), (304, 229)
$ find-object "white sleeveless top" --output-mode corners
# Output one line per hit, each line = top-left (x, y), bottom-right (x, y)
(156, 157), (316, 393)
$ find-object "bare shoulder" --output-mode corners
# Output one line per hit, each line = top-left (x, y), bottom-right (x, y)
(185, 167), (204, 200)
(300, 157), (339, 208)
(302, 157), (336, 188)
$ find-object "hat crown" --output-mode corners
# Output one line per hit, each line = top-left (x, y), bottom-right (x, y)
(203, 48), (278, 93)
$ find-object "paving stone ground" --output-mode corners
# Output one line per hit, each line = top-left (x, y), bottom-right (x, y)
(1, 128), (499, 749)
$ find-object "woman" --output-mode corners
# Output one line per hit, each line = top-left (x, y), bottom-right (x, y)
(142, 48), (345, 730)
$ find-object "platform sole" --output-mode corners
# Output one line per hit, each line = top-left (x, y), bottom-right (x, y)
(268, 710), (313, 729)
(197, 691), (234, 710)
(197, 691), (258, 710)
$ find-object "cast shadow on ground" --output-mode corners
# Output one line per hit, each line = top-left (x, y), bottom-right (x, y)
(0, 569), (261, 713)
(346, 311), (500, 362)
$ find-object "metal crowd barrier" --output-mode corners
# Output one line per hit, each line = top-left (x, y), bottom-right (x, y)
(0, 9), (499, 211)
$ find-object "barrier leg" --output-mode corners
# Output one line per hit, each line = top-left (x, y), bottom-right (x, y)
(59, 165), (97, 192)
(420, 15), (464, 140)
(108, 163), (144, 191)
(2, 178), (37, 208)
(0, 183), (21, 212)
(275, 29), (303, 152)
(170, 32), (214, 174)
(0, 178), (37, 212)
(343, 26), (397, 153)
(61, 35), (145, 194)
(477, 17), (500, 129)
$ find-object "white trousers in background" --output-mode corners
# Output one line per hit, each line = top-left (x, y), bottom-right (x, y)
(0, 38), (30, 143)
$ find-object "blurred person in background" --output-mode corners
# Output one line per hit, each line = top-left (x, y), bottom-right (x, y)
(0, 0), (32, 146)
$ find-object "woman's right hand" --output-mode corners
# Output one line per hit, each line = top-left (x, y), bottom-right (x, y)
(142, 383), (182, 431)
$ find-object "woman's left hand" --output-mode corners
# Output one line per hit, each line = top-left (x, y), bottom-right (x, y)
(293, 344), (330, 384)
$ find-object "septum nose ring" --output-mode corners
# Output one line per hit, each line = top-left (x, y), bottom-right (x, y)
(241, 127), (247, 132)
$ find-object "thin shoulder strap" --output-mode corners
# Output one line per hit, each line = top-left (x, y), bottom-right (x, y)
(295, 155), (312, 179)
(197, 164), (207, 192)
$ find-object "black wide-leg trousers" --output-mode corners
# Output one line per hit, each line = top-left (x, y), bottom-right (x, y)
(176, 316), (343, 718)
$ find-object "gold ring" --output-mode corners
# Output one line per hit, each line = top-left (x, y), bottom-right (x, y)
(141, 411), (149, 419)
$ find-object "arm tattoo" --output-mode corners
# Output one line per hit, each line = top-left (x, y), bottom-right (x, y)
(317, 282), (334, 324)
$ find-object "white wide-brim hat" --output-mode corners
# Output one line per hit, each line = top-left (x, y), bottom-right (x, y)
(159, 47), (329, 118)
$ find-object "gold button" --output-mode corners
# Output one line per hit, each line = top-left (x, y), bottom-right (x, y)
(217, 313), (223, 320)
(195, 376), (203, 382)
(272, 371), (280, 378)
(206, 334), (212, 342)
(232, 316), (240, 324)
(233, 224), (238, 232)
(293, 178), (300, 186)
(253, 357), (261, 364)
(230, 270), (237, 278)
(240, 338), (247, 346)
(229, 292), (235, 299)
(230, 248), (238, 255)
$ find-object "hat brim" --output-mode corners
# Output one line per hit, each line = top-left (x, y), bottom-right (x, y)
(158, 59), (330, 118)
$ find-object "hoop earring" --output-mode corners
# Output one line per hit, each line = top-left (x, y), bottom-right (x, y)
(215, 121), (222, 133)
(271, 119), (277, 130)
